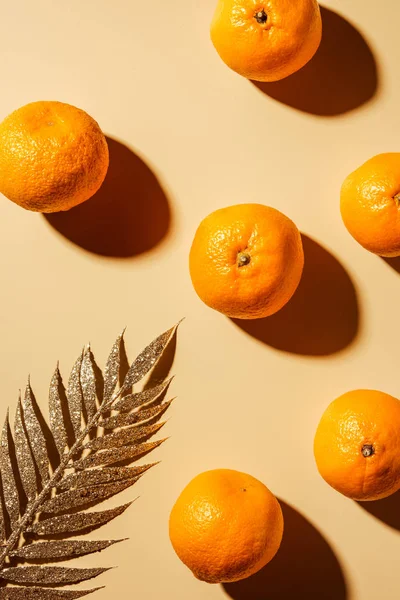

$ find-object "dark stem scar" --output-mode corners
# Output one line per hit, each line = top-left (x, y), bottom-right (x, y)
(255, 9), (268, 24)
(361, 444), (374, 458)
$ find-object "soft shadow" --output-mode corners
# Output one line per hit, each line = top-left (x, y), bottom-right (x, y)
(357, 490), (400, 531)
(44, 137), (171, 257)
(252, 6), (379, 116)
(382, 256), (400, 274)
(231, 234), (359, 356)
(144, 327), (178, 389)
(223, 501), (348, 600)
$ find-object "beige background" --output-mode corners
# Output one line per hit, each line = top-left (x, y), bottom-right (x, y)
(0, 0), (398, 598)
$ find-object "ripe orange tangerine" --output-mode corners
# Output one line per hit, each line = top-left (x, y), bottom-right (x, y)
(169, 469), (284, 583)
(210, 0), (322, 82)
(0, 101), (109, 213)
(340, 153), (400, 257)
(314, 389), (400, 501)
(189, 204), (304, 319)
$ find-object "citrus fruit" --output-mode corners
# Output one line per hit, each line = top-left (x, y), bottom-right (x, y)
(314, 389), (400, 501)
(340, 153), (400, 257)
(210, 0), (322, 82)
(169, 469), (283, 583)
(0, 101), (109, 213)
(189, 203), (304, 319)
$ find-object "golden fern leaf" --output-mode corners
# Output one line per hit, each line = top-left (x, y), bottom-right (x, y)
(0, 322), (180, 598)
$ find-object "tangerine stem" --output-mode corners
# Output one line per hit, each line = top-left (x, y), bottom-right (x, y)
(361, 444), (374, 458)
(237, 252), (251, 267)
(255, 9), (268, 24)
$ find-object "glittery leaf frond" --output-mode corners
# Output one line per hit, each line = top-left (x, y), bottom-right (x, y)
(1, 413), (20, 528)
(56, 464), (154, 491)
(10, 540), (123, 561)
(41, 479), (137, 514)
(113, 377), (173, 412)
(103, 333), (122, 404)
(99, 399), (172, 430)
(28, 502), (133, 536)
(0, 588), (103, 599)
(72, 439), (166, 471)
(1, 566), (110, 585)
(67, 352), (84, 440)
(80, 348), (97, 421)
(0, 323), (180, 598)
(84, 421), (165, 453)
(120, 325), (177, 393)
(49, 367), (68, 457)
(23, 385), (50, 484)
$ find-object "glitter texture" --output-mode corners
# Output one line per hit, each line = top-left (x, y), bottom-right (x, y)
(103, 334), (122, 404)
(28, 502), (133, 535)
(85, 421), (165, 453)
(114, 378), (173, 412)
(0, 588), (103, 599)
(0, 412), (20, 527)
(73, 439), (165, 471)
(80, 350), (97, 421)
(57, 465), (154, 491)
(0, 477), (5, 541)
(100, 400), (172, 430)
(23, 384), (49, 484)
(120, 326), (176, 393)
(14, 397), (37, 503)
(0, 325), (177, 598)
(48, 367), (68, 457)
(67, 353), (84, 439)
(10, 539), (122, 561)
(1, 566), (110, 585)
(42, 479), (137, 514)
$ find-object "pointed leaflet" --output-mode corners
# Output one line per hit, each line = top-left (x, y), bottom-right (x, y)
(100, 399), (172, 430)
(120, 324), (177, 394)
(0, 412), (20, 527)
(67, 352), (84, 439)
(0, 589), (103, 599)
(103, 333), (122, 404)
(14, 395), (37, 502)
(84, 422), (165, 453)
(49, 366), (68, 456)
(11, 540), (123, 561)
(0, 476), (5, 541)
(28, 502), (133, 535)
(42, 479), (137, 514)
(23, 383), (49, 483)
(1, 566), (110, 585)
(81, 348), (97, 421)
(113, 378), (173, 413)
(73, 439), (166, 471)
(56, 465), (154, 491)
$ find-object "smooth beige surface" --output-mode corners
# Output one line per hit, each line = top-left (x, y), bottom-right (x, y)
(0, 1), (398, 598)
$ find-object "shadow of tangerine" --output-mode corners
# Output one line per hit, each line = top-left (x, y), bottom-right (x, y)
(44, 136), (172, 258)
(231, 234), (359, 356)
(252, 6), (379, 116)
(357, 489), (400, 532)
(382, 256), (400, 274)
(222, 500), (348, 600)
